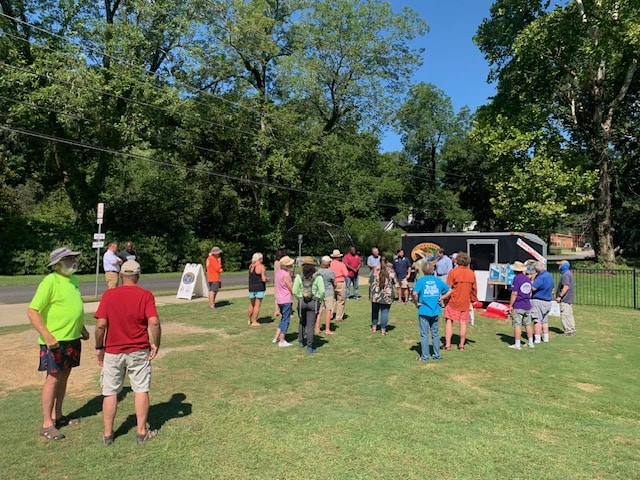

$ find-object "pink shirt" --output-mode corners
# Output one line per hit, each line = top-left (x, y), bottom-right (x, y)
(330, 259), (348, 283)
(275, 268), (292, 304)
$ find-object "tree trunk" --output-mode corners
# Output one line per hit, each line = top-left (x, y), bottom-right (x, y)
(591, 150), (616, 267)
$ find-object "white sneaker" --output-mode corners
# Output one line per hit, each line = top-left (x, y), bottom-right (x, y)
(272, 338), (278, 344)
(527, 343), (535, 348)
(508, 344), (521, 350)
(534, 340), (541, 344)
(278, 341), (292, 347)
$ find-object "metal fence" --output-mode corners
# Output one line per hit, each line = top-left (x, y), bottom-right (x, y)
(552, 268), (639, 310)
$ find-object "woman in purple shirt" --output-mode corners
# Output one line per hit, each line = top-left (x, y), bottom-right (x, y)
(508, 261), (533, 350)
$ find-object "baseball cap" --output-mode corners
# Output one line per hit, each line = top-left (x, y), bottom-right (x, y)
(121, 260), (141, 275)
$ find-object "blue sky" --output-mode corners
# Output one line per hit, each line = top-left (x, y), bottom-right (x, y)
(382, 0), (497, 152)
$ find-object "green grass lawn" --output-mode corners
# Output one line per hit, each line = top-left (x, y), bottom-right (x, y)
(1, 298), (638, 479)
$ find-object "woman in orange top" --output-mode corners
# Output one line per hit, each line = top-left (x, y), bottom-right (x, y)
(443, 252), (477, 351)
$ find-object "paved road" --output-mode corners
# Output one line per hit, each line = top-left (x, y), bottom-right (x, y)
(0, 267), (372, 305)
(0, 272), (243, 305)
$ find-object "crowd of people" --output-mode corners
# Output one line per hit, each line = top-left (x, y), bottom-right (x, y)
(28, 243), (575, 443)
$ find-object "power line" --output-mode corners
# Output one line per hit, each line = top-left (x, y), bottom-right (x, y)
(1, 123), (457, 214)
(0, 8), (467, 181)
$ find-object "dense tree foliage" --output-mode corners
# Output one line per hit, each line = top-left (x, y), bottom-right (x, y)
(0, 0), (426, 273)
(474, 0), (640, 266)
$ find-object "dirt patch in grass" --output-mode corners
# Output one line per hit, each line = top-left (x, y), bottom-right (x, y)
(0, 330), (101, 398)
(449, 372), (491, 396)
(574, 382), (602, 393)
(0, 322), (223, 398)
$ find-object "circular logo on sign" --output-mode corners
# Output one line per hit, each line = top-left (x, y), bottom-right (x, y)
(182, 272), (195, 284)
(411, 242), (442, 264)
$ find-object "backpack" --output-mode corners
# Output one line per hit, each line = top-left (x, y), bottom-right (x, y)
(301, 275), (315, 301)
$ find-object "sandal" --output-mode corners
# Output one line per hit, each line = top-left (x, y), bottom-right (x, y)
(136, 429), (158, 444)
(443, 346), (451, 351)
(324, 330), (335, 335)
(103, 434), (115, 446)
(381, 330), (387, 336)
(458, 345), (465, 351)
(40, 425), (65, 440)
(55, 416), (81, 428)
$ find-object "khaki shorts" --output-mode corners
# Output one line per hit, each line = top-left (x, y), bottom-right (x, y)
(322, 295), (335, 312)
(511, 309), (532, 328)
(398, 278), (409, 289)
(101, 349), (151, 395)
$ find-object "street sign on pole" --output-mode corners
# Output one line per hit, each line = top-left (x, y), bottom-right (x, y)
(95, 203), (104, 297)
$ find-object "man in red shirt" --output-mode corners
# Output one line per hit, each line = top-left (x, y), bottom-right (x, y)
(94, 260), (161, 445)
(343, 246), (362, 300)
(206, 246), (223, 309)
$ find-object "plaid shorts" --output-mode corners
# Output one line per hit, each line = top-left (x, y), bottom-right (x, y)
(38, 339), (82, 373)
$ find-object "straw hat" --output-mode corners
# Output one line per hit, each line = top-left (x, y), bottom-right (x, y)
(512, 261), (527, 272)
(279, 255), (295, 267)
(302, 256), (317, 266)
(330, 249), (342, 258)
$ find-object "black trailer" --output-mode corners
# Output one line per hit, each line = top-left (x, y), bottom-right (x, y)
(401, 232), (547, 302)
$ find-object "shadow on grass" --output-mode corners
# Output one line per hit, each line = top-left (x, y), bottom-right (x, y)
(496, 333), (515, 344)
(114, 392), (192, 437)
(549, 326), (563, 334)
(64, 388), (132, 425)
(212, 300), (231, 309)
(443, 334), (476, 347)
(256, 315), (274, 325)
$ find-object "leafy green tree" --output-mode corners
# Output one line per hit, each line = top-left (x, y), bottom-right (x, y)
(475, 0), (640, 266)
(396, 83), (473, 231)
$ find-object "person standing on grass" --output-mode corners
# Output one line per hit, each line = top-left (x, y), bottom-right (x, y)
(367, 246), (381, 272)
(315, 256), (336, 335)
(392, 249), (412, 303)
(27, 247), (90, 441)
(247, 252), (268, 327)
(273, 249), (287, 318)
(508, 261), (534, 350)
(556, 260), (576, 336)
(94, 260), (161, 445)
(206, 246), (223, 309)
(293, 256), (325, 354)
(530, 261), (554, 343)
(103, 242), (122, 289)
(117, 241), (138, 263)
(435, 248), (453, 280)
(329, 250), (348, 321)
(412, 262), (451, 362)
(443, 252), (477, 351)
(369, 256), (398, 335)
(343, 246), (362, 300)
(272, 256), (295, 347)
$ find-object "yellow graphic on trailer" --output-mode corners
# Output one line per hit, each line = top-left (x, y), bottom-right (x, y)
(411, 242), (442, 265)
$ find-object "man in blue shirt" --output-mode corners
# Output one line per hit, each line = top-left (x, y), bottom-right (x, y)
(412, 262), (451, 361)
(435, 248), (453, 280)
(392, 249), (412, 303)
(530, 261), (555, 343)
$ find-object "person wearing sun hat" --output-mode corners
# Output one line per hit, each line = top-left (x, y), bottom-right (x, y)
(293, 256), (325, 353)
(556, 260), (576, 336)
(508, 261), (534, 350)
(27, 247), (90, 441)
(329, 249), (348, 322)
(206, 246), (223, 309)
(272, 255), (295, 347)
